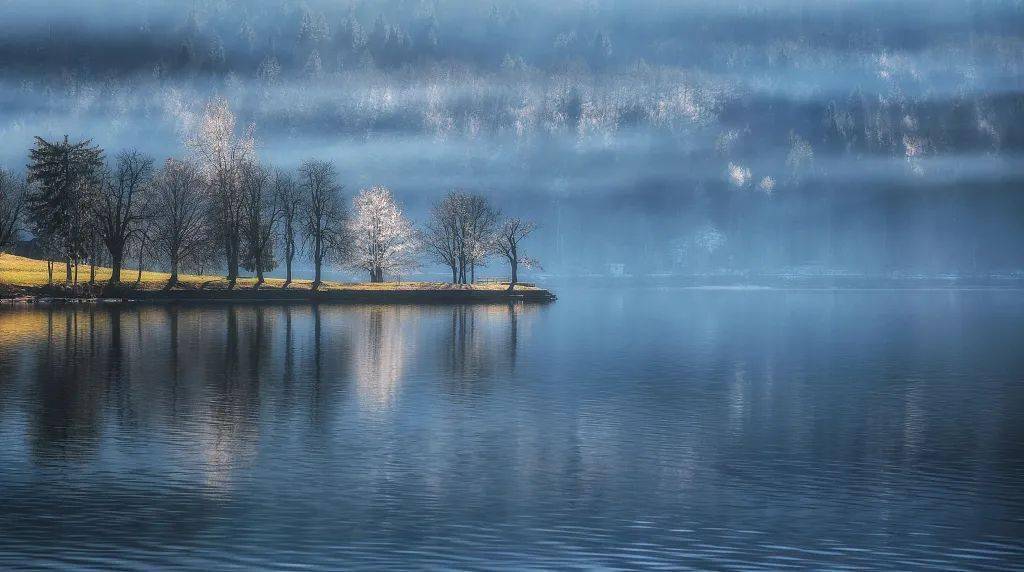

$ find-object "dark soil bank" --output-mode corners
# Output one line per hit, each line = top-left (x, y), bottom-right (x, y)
(3, 285), (557, 304)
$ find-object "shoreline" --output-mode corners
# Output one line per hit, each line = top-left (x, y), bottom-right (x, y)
(0, 284), (557, 305)
(0, 255), (556, 304)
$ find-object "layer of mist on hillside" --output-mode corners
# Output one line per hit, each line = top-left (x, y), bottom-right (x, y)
(1, 0), (1022, 278)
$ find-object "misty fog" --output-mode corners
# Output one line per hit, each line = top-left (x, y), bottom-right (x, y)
(1, 0), (1022, 278)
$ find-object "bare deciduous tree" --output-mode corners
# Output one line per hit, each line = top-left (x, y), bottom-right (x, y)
(459, 193), (498, 283)
(96, 149), (154, 285)
(128, 215), (155, 287)
(298, 159), (346, 288)
(492, 217), (539, 290)
(273, 170), (302, 286)
(348, 186), (419, 282)
(423, 193), (461, 283)
(423, 190), (497, 284)
(0, 169), (27, 253)
(240, 161), (278, 286)
(150, 159), (207, 288)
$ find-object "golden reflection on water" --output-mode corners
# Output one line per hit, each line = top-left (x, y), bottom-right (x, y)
(0, 308), (53, 345)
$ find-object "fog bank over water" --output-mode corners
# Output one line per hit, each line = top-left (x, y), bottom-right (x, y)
(1, 0), (1022, 276)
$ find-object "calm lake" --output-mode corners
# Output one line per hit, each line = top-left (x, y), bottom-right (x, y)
(1, 288), (1022, 570)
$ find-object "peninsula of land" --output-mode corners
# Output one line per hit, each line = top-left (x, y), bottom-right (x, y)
(0, 254), (555, 304)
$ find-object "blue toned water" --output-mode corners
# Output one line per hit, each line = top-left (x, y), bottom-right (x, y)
(1, 288), (1022, 570)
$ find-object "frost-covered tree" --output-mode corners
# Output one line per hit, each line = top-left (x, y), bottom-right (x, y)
(298, 159), (346, 288)
(256, 55), (281, 86)
(692, 223), (726, 269)
(187, 97), (255, 288)
(298, 8), (331, 46)
(96, 149), (154, 284)
(727, 162), (751, 188)
(304, 49), (324, 79)
(786, 132), (814, 183)
(348, 186), (419, 282)
(150, 159), (207, 287)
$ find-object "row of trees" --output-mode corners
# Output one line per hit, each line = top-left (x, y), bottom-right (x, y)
(422, 191), (537, 285)
(1, 102), (538, 290)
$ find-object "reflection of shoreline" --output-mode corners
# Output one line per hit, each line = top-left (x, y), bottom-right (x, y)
(2, 302), (538, 470)
(442, 302), (539, 382)
(0, 308), (55, 345)
(1, 286), (556, 304)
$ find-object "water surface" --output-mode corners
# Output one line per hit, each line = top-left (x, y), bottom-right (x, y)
(1, 288), (1022, 569)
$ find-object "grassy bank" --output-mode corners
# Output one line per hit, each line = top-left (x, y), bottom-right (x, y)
(0, 254), (555, 302)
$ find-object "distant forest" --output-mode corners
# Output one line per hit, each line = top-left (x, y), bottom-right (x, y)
(0, 0), (1022, 275)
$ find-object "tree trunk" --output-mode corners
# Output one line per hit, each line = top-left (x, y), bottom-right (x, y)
(255, 266), (264, 288)
(313, 254), (322, 289)
(65, 258), (72, 284)
(225, 234), (239, 288)
(89, 237), (99, 286)
(284, 255), (292, 287)
(47, 261), (53, 285)
(167, 256), (179, 289)
(109, 245), (123, 285)
(136, 245), (144, 286)
(508, 256), (518, 291)
(312, 237), (322, 289)
(226, 254), (238, 288)
(451, 265), (458, 284)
